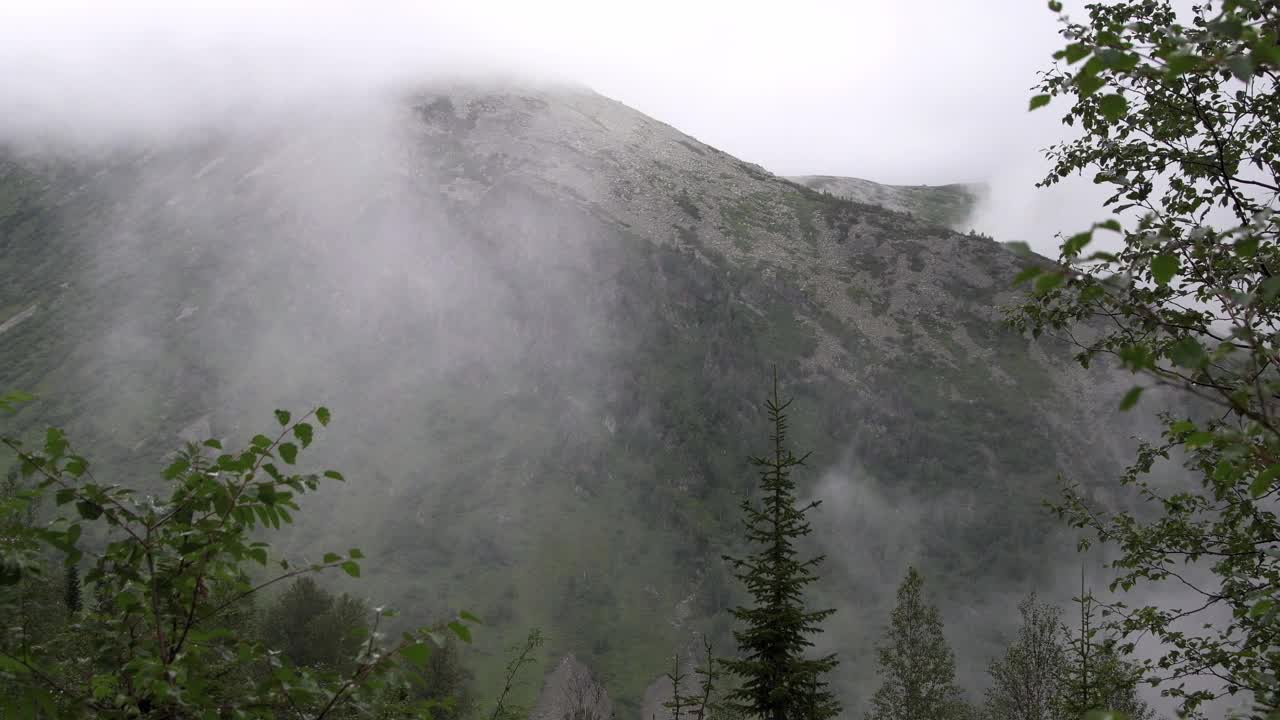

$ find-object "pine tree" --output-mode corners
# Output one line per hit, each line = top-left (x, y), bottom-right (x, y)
(721, 371), (840, 720)
(983, 593), (1065, 720)
(866, 567), (969, 720)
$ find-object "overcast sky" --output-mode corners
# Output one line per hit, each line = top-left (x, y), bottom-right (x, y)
(1, 0), (1116, 251)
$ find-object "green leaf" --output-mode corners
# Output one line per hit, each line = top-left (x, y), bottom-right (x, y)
(249, 547), (268, 565)
(1029, 94), (1052, 110)
(401, 641), (432, 668)
(1168, 336), (1207, 369)
(163, 458), (189, 480)
(1077, 72), (1106, 97)
(256, 482), (278, 504)
(1062, 43), (1091, 64)
(1097, 49), (1138, 71)
(61, 456), (86, 477)
(274, 409), (291, 426)
(203, 438), (223, 450)
(1098, 94), (1128, 122)
(1004, 241), (1033, 256)
(1185, 431), (1215, 449)
(1229, 54), (1254, 81)
(448, 621), (472, 643)
(1035, 272), (1066, 294)
(0, 390), (34, 406)
(75, 501), (101, 520)
(1151, 254), (1179, 285)
(278, 443), (298, 465)
(55, 488), (75, 505)
(1249, 598), (1275, 618)
(348, 548), (364, 559)
(251, 434), (272, 450)
(212, 486), (233, 517)
(1250, 465), (1280, 498)
(459, 610), (482, 624)
(324, 470), (345, 482)
(323, 552), (341, 563)
(1013, 266), (1043, 286)
(1080, 284), (1106, 303)
(44, 428), (67, 458)
(1166, 52), (1198, 76)
(340, 560), (361, 578)
(1062, 230), (1093, 257)
(293, 423), (313, 449)
(1119, 386), (1144, 411)
(1259, 275), (1280, 301)
(316, 407), (331, 427)
(1048, 0), (1062, 11)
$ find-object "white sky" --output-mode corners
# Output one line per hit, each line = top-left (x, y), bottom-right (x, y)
(0, 0), (1114, 251)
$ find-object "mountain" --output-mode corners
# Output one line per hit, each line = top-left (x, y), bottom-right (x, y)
(786, 175), (985, 231)
(0, 85), (1152, 716)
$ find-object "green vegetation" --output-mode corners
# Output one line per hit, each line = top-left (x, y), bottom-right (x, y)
(981, 590), (1150, 720)
(982, 593), (1064, 720)
(1013, 0), (1280, 717)
(1057, 584), (1150, 720)
(0, 406), (486, 718)
(865, 568), (971, 720)
(719, 374), (840, 720)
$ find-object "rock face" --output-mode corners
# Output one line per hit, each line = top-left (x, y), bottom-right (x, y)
(0, 83), (1168, 714)
(532, 655), (615, 720)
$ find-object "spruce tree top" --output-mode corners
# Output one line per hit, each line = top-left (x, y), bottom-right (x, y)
(721, 370), (840, 720)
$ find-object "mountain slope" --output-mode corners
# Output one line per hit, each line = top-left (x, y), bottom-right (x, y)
(0, 85), (1150, 715)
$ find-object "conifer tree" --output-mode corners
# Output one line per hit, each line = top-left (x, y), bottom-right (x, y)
(866, 567), (969, 720)
(721, 371), (840, 720)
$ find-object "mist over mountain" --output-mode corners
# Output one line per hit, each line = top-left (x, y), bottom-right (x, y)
(0, 83), (1171, 715)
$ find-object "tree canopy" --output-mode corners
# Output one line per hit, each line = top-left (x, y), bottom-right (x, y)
(1014, 1), (1280, 716)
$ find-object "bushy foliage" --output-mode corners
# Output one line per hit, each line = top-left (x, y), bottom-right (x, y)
(1057, 585), (1151, 720)
(865, 567), (970, 720)
(983, 593), (1065, 720)
(0, 404), (478, 718)
(1013, 0), (1280, 716)
(983, 590), (1150, 720)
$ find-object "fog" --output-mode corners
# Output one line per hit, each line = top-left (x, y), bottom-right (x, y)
(2, 0), (1130, 256)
